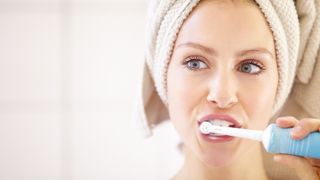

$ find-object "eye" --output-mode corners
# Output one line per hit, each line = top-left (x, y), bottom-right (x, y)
(238, 60), (264, 74)
(184, 57), (208, 71)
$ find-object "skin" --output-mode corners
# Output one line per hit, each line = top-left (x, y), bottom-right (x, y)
(165, 0), (320, 179)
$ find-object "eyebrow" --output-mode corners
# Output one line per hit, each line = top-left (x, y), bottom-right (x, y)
(177, 42), (218, 56)
(176, 42), (274, 59)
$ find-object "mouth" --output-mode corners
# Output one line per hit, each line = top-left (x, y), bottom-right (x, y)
(198, 114), (242, 138)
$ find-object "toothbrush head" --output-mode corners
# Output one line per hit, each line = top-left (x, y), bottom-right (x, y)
(199, 121), (212, 134)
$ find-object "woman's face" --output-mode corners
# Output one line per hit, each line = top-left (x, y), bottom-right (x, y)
(167, 0), (278, 167)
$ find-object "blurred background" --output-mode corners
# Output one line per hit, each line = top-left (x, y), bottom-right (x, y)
(0, 0), (183, 179)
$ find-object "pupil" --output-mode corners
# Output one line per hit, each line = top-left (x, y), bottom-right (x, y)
(242, 64), (251, 72)
(192, 62), (199, 68)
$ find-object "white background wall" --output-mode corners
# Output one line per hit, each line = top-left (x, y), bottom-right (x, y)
(0, 0), (183, 179)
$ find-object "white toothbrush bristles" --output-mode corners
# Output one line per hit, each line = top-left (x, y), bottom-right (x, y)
(199, 122), (212, 134)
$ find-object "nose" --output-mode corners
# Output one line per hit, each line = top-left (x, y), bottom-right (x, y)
(207, 71), (238, 109)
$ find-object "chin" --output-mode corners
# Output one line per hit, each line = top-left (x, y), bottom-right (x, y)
(199, 147), (237, 167)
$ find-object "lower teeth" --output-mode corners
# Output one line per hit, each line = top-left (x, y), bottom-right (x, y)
(209, 133), (224, 136)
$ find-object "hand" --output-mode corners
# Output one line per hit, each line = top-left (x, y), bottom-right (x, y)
(274, 116), (320, 180)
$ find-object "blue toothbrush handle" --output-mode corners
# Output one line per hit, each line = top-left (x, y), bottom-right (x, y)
(264, 124), (320, 159)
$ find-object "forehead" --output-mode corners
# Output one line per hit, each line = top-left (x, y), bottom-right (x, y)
(174, 0), (275, 55)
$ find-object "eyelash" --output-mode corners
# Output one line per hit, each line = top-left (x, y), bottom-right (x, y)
(183, 56), (205, 63)
(182, 57), (266, 75)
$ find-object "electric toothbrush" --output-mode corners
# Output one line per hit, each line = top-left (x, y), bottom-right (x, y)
(200, 122), (320, 158)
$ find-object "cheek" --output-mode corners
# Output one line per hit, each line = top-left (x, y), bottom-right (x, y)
(167, 63), (204, 110)
(239, 75), (278, 128)
(167, 65), (206, 136)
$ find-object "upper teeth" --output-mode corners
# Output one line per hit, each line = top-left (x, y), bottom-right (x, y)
(208, 119), (233, 127)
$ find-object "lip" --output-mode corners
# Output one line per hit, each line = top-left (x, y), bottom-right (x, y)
(197, 114), (242, 143)
(198, 114), (242, 128)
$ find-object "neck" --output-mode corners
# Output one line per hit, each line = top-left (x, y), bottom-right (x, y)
(173, 143), (268, 180)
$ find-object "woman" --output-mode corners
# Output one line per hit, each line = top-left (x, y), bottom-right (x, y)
(137, 0), (320, 179)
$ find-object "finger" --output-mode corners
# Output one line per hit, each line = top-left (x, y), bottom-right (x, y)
(274, 154), (318, 180)
(291, 118), (320, 140)
(275, 116), (299, 128)
(307, 158), (320, 168)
